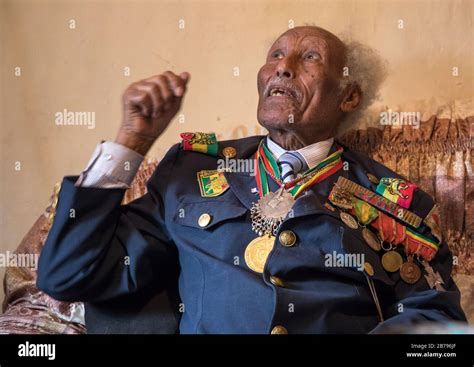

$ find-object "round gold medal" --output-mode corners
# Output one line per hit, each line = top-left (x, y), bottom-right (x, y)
(340, 212), (358, 229)
(381, 250), (403, 272)
(244, 236), (276, 273)
(400, 261), (422, 284)
(362, 227), (381, 252)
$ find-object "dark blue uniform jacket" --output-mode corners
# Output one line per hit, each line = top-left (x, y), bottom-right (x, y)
(37, 136), (466, 333)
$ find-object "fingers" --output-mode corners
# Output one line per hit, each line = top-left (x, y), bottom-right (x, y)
(125, 88), (153, 116)
(162, 71), (189, 97)
(125, 71), (190, 118)
(179, 72), (190, 83)
(145, 75), (175, 113)
(133, 81), (165, 118)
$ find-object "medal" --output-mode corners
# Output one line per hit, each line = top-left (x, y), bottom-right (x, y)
(244, 235), (276, 273)
(351, 197), (380, 251)
(352, 197), (378, 225)
(362, 227), (381, 252)
(421, 260), (445, 291)
(400, 255), (421, 284)
(251, 140), (345, 236)
(404, 228), (439, 262)
(328, 185), (353, 210)
(334, 176), (422, 228)
(251, 187), (295, 236)
(340, 212), (358, 229)
(381, 251), (403, 272)
(378, 211), (396, 244)
(423, 204), (442, 243)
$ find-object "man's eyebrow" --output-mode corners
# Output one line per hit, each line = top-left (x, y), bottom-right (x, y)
(266, 34), (332, 58)
(267, 44), (285, 56)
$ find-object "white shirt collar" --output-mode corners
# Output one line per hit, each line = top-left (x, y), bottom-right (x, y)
(266, 136), (334, 169)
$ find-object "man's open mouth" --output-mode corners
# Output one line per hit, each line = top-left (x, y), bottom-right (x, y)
(265, 84), (301, 103)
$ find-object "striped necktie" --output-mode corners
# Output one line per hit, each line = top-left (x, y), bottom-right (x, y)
(277, 151), (309, 183)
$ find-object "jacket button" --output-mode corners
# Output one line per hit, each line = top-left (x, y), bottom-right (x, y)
(269, 275), (285, 288)
(364, 262), (374, 277)
(279, 230), (296, 247)
(271, 325), (288, 334)
(222, 146), (237, 158)
(198, 213), (212, 227)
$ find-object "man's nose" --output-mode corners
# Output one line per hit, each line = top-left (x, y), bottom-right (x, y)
(276, 57), (296, 79)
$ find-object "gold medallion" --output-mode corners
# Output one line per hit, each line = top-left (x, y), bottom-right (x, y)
(400, 258), (421, 284)
(340, 212), (358, 229)
(362, 227), (381, 252)
(244, 236), (275, 273)
(381, 251), (403, 272)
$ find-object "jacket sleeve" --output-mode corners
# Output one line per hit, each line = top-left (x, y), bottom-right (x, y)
(37, 144), (180, 303)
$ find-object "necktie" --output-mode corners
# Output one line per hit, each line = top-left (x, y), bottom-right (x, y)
(277, 151), (308, 183)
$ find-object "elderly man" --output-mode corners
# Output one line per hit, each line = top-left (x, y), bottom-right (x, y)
(37, 26), (466, 334)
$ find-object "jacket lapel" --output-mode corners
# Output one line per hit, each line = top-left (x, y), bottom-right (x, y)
(222, 135), (263, 209)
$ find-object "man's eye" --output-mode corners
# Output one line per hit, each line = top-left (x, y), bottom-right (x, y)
(271, 51), (283, 59)
(305, 52), (321, 60)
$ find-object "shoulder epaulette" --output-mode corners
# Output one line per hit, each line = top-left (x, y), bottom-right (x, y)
(180, 132), (218, 156)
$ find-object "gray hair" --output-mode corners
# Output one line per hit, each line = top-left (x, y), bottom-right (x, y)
(337, 35), (389, 132)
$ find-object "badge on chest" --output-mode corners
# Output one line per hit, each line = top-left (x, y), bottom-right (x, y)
(197, 170), (230, 197)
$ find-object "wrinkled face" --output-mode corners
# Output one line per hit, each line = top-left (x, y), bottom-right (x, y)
(257, 26), (347, 140)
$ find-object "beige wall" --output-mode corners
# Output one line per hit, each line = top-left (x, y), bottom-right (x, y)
(1, 0), (472, 303)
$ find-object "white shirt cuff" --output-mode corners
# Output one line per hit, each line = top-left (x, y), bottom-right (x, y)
(75, 141), (144, 188)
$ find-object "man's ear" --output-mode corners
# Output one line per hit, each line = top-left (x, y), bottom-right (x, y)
(340, 83), (362, 112)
